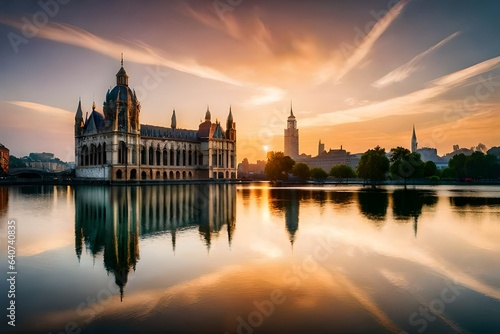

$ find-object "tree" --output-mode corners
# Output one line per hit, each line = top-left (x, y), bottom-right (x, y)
(357, 146), (390, 187)
(310, 167), (328, 182)
(264, 151), (295, 180)
(8, 155), (26, 169)
(389, 147), (425, 186)
(447, 153), (467, 179)
(292, 162), (310, 181)
(330, 164), (356, 183)
(423, 161), (439, 178)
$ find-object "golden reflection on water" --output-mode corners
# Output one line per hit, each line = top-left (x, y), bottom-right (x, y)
(1, 184), (500, 333)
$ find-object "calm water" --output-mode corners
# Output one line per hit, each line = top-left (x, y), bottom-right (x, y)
(1, 184), (500, 334)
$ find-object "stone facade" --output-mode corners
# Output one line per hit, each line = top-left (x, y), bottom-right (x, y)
(75, 60), (237, 181)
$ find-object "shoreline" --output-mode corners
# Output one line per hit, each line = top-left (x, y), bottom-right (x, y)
(1, 178), (500, 187)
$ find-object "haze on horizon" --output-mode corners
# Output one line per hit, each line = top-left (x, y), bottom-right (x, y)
(1, 0), (500, 162)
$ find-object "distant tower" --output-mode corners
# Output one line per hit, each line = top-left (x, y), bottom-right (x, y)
(171, 109), (176, 130)
(318, 140), (325, 156)
(411, 124), (418, 153)
(284, 103), (299, 159)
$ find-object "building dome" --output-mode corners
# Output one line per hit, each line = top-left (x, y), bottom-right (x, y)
(106, 85), (137, 105)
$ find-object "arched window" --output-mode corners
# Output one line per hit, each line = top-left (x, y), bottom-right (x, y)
(141, 146), (146, 165)
(163, 148), (168, 165)
(102, 143), (107, 164)
(141, 171), (147, 180)
(156, 146), (161, 166)
(97, 144), (102, 165)
(188, 150), (192, 165)
(118, 141), (127, 164)
(149, 146), (154, 165)
(163, 171), (167, 180)
(155, 171), (160, 180)
(169, 171), (174, 179)
(130, 169), (137, 180)
(116, 169), (123, 179)
(169, 149), (174, 166)
(176, 171), (181, 179)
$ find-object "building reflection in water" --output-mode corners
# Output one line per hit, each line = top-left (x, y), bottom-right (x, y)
(269, 189), (300, 245)
(75, 184), (236, 299)
(392, 189), (438, 236)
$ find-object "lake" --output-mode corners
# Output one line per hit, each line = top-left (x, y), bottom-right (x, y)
(1, 184), (499, 333)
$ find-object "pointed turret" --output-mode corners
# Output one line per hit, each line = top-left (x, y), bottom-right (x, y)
(116, 54), (129, 86)
(411, 124), (418, 153)
(205, 105), (211, 122)
(171, 109), (177, 130)
(75, 98), (83, 121)
(289, 100), (295, 118)
(226, 105), (233, 129)
(75, 98), (84, 136)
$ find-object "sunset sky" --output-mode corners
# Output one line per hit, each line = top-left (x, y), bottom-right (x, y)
(1, 0), (500, 162)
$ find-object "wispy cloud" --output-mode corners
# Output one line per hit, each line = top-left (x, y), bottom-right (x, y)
(0, 17), (284, 106)
(302, 55), (500, 127)
(335, 0), (409, 82)
(7, 100), (72, 115)
(373, 31), (461, 88)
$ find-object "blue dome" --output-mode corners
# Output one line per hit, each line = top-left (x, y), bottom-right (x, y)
(106, 85), (136, 104)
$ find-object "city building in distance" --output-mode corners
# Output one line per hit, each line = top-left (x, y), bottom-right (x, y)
(0, 143), (9, 174)
(74, 58), (237, 181)
(283, 107), (356, 171)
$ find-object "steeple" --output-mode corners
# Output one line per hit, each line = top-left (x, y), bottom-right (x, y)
(75, 98), (83, 121)
(289, 100), (295, 118)
(205, 105), (211, 122)
(75, 98), (84, 136)
(116, 54), (128, 86)
(226, 106), (233, 128)
(171, 109), (177, 130)
(411, 124), (418, 153)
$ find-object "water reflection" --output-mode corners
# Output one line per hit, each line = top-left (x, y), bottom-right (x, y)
(269, 189), (300, 244)
(74, 184), (236, 298)
(357, 190), (389, 223)
(392, 189), (438, 236)
(450, 196), (500, 207)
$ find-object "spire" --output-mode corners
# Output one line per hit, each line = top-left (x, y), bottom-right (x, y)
(116, 55), (128, 86)
(227, 105), (233, 127)
(205, 105), (211, 122)
(171, 109), (177, 130)
(288, 100), (295, 119)
(75, 98), (83, 120)
(411, 124), (418, 153)
(92, 101), (96, 111)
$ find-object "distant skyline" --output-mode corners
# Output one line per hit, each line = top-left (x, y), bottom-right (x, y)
(1, 0), (500, 162)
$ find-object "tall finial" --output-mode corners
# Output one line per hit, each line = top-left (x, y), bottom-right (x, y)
(290, 100), (294, 117)
(121, 53), (124, 67)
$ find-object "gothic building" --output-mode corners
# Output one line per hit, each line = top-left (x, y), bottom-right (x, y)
(75, 59), (237, 181)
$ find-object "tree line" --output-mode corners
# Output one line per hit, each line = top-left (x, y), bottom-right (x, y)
(265, 146), (500, 185)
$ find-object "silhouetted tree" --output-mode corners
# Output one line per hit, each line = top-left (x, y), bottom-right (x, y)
(265, 152), (295, 180)
(292, 162), (310, 181)
(310, 167), (328, 182)
(423, 161), (439, 178)
(357, 146), (390, 187)
(330, 164), (356, 183)
(389, 147), (425, 186)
